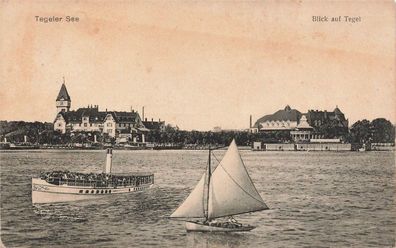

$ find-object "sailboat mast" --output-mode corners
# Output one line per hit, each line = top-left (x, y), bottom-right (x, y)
(204, 147), (212, 221)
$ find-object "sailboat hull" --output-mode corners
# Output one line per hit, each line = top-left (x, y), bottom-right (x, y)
(185, 221), (255, 232)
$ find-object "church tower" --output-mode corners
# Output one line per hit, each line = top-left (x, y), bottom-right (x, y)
(56, 80), (71, 113)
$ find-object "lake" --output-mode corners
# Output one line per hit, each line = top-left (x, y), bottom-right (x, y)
(0, 150), (395, 247)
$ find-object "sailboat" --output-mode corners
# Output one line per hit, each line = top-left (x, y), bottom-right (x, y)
(170, 139), (268, 232)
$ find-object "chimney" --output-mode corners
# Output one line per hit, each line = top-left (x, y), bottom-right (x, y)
(250, 115), (252, 128)
(151, 118), (153, 123)
(142, 106), (145, 120)
(159, 118), (161, 122)
(104, 148), (113, 174)
(145, 118), (147, 121)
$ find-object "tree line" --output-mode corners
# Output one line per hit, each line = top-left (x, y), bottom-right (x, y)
(347, 118), (395, 144)
(0, 118), (394, 146)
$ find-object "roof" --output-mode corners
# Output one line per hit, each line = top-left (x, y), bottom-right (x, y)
(142, 121), (165, 130)
(111, 111), (140, 123)
(56, 84), (71, 101)
(296, 115), (313, 129)
(307, 107), (347, 123)
(333, 106), (342, 115)
(57, 108), (141, 124)
(253, 105), (301, 127)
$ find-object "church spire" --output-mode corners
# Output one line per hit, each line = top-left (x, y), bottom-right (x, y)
(56, 82), (71, 101)
(56, 80), (71, 113)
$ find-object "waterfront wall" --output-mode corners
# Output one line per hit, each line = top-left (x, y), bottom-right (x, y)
(371, 143), (395, 151)
(296, 143), (351, 151)
(265, 143), (295, 151)
(256, 143), (352, 151)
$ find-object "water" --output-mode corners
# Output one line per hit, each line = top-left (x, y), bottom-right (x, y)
(1, 150), (395, 247)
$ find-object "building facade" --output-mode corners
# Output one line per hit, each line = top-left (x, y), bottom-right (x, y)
(53, 84), (160, 139)
(290, 114), (313, 142)
(252, 105), (349, 141)
(306, 107), (349, 139)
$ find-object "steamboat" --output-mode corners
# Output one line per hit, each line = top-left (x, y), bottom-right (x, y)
(32, 149), (154, 204)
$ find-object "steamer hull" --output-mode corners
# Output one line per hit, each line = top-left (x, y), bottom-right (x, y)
(32, 178), (153, 204)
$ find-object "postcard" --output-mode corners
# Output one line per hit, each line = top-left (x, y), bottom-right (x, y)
(1, 1), (395, 247)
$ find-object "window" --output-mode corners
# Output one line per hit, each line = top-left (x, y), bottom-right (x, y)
(90, 123), (92, 127)
(79, 190), (83, 193)
(58, 123), (62, 127)
(107, 129), (112, 133)
(85, 190), (89, 193)
(107, 123), (112, 127)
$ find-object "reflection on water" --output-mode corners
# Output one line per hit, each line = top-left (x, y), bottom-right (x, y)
(186, 232), (250, 248)
(33, 204), (88, 222)
(1, 150), (395, 247)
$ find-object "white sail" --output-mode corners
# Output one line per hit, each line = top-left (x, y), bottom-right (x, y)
(208, 140), (268, 219)
(170, 173), (206, 218)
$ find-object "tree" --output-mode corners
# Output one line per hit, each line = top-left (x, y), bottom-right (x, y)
(370, 118), (395, 143)
(349, 119), (371, 144)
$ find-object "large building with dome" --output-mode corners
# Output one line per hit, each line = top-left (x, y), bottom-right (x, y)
(251, 105), (349, 141)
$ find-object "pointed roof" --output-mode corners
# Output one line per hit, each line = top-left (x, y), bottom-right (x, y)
(296, 115), (313, 129)
(334, 105), (342, 115)
(56, 84), (71, 101)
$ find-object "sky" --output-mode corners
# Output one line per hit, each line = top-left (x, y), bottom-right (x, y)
(0, 0), (395, 130)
